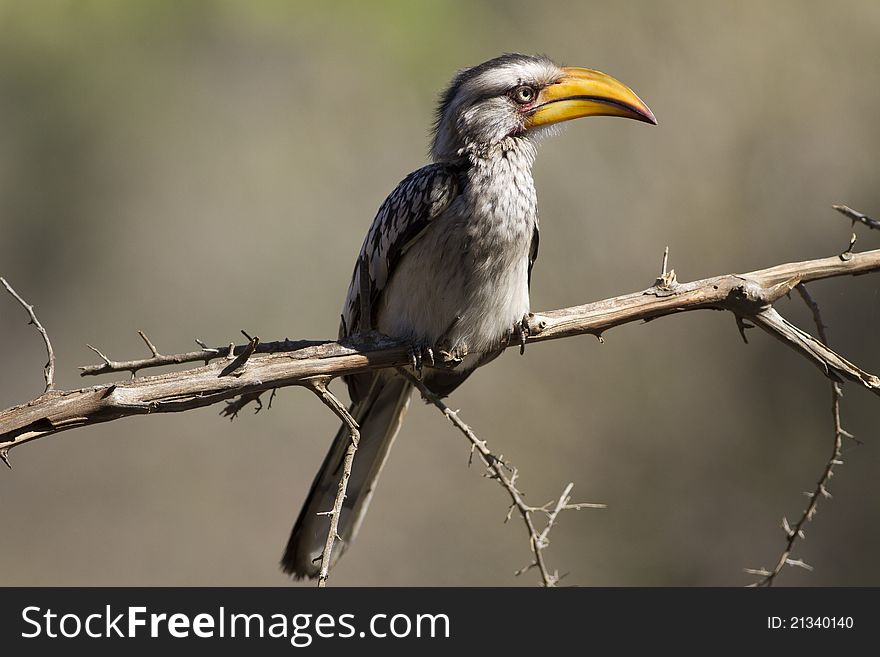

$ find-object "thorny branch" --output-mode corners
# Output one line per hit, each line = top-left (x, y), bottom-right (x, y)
(303, 377), (360, 588)
(80, 336), (328, 378)
(398, 368), (604, 587)
(1, 277), (55, 393)
(745, 284), (855, 586)
(1, 208), (879, 584)
(3, 248), (880, 461)
(834, 204), (880, 231)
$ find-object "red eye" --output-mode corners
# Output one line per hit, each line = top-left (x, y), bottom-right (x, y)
(510, 85), (536, 104)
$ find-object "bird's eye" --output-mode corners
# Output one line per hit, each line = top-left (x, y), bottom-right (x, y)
(510, 85), (536, 105)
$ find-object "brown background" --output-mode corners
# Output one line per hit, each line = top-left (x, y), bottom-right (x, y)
(1, 0), (878, 586)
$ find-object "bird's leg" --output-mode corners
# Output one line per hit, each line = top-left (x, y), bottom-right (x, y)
(514, 314), (530, 355)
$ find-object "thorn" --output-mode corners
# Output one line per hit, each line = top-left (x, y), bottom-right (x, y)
(138, 330), (160, 357)
(781, 516), (793, 538)
(514, 561), (538, 577)
(735, 316), (753, 344)
(840, 233), (857, 261)
(86, 344), (112, 365)
(1, 448), (11, 469)
(194, 338), (219, 354)
(504, 503), (515, 523)
(785, 558), (814, 572)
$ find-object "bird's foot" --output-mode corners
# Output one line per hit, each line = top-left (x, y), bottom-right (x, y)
(435, 346), (466, 368)
(409, 343), (466, 377)
(409, 344), (435, 379)
(513, 314), (531, 355)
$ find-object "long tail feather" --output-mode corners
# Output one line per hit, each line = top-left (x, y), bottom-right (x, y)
(281, 375), (412, 578)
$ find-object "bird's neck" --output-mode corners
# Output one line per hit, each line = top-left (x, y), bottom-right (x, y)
(459, 135), (539, 236)
(463, 137), (538, 199)
(434, 135), (537, 171)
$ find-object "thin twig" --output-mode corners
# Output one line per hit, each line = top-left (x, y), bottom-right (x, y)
(747, 283), (850, 586)
(833, 204), (880, 231)
(138, 331), (160, 358)
(397, 368), (603, 586)
(304, 377), (360, 588)
(79, 337), (328, 377)
(1, 277), (55, 392)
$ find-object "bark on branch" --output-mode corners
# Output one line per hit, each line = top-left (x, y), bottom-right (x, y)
(3, 248), (880, 462)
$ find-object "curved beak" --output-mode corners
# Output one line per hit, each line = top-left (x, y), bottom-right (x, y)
(526, 67), (656, 128)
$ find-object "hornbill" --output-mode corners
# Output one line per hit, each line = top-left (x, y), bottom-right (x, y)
(282, 53), (655, 578)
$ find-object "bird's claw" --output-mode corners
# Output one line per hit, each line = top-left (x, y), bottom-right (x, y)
(409, 344), (435, 378)
(437, 348), (464, 368)
(515, 314), (530, 355)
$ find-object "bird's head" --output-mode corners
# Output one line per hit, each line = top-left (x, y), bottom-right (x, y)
(431, 53), (656, 161)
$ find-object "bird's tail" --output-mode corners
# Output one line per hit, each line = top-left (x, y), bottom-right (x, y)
(281, 375), (412, 578)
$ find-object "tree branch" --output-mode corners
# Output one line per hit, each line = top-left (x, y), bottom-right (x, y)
(834, 204), (880, 231)
(2, 248), (880, 463)
(303, 377), (360, 588)
(398, 368), (604, 587)
(746, 284), (854, 586)
(79, 337), (329, 378)
(1, 277), (56, 393)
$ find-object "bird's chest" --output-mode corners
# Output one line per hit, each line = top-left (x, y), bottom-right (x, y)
(377, 156), (537, 352)
(457, 157), (537, 271)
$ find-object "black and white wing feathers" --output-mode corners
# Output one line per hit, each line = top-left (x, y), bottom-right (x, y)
(341, 163), (460, 339)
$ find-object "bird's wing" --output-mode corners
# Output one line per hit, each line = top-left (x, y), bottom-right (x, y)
(341, 163), (460, 339)
(527, 218), (539, 290)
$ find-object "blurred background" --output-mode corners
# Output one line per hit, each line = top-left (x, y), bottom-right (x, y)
(1, 0), (879, 586)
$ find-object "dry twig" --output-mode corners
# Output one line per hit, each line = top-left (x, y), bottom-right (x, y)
(1, 277), (55, 393)
(834, 204), (880, 231)
(302, 377), (360, 587)
(746, 284), (854, 586)
(398, 368), (604, 586)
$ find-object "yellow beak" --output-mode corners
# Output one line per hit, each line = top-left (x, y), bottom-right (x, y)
(526, 67), (656, 128)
